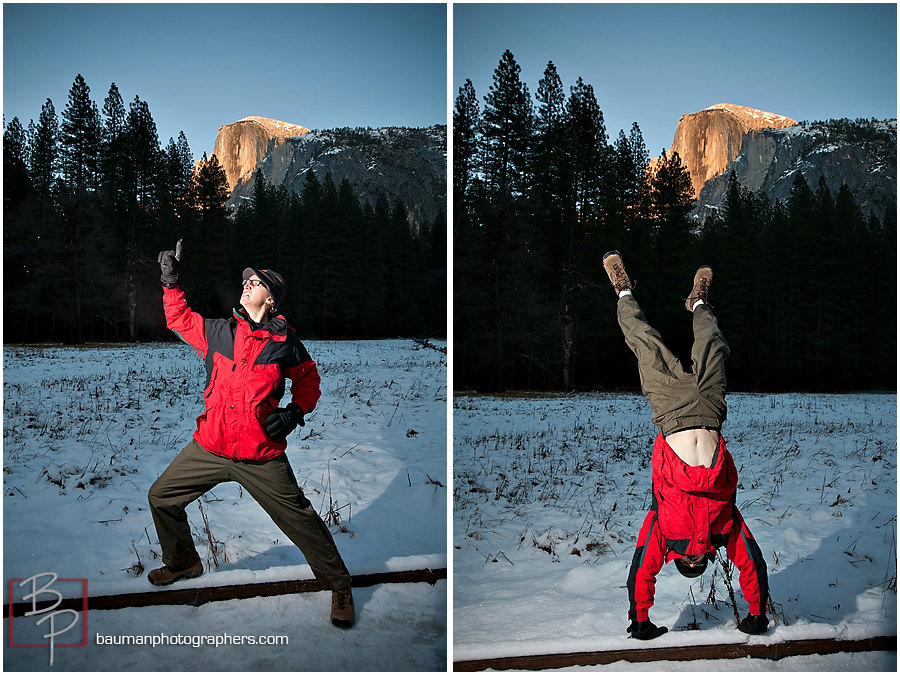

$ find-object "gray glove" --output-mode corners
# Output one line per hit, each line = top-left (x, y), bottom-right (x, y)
(158, 239), (182, 288)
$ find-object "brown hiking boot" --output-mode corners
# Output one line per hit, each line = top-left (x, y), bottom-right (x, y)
(686, 266), (713, 311)
(602, 251), (635, 294)
(147, 558), (203, 586)
(331, 585), (355, 628)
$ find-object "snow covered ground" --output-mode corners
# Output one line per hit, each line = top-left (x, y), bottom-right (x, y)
(453, 392), (897, 670)
(3, 340), (447, 671)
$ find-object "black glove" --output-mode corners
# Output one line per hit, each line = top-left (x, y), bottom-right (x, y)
(737, 614), (768, 635)
(626, 619), (668, 640)
(264, 403), (305, 441)
(158, 239), (182, 287)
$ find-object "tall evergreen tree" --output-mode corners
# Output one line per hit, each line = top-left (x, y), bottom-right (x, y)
(125, 95), (161, 210)
(564, 77), (607, 224)
(58, 75), (105, 342)
(532, 61), (570, 231)
(28, 99), (59, 198)
(481, 49), (533, 194)
(542, 76), (608, 389)
(184, 152), (231, 313)
(100, 83), (129, 215)
(159, 132), (194, 221)
(3, 116), (32, 213)
(21, 101), (64, 339)
(644, 149), (695, 342)
(60, 74), (101, 192)
(453, 79), (480, 203)
(122, 95), (162, 340)
(4, 116), (35, 340)
(190, 153), (229, 218)
(628, 122), (649, 181)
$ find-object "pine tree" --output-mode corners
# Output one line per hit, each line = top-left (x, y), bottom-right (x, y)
(3, 116), (32, 212)
(606, 129), (639, 247)
(60, 74), (101, 193)
(629, 122), (649, 180)
(184, 152), (231, 313)
(191, 153), (229, 218)
(19, 101), (65, 340)
(605, 121), (649, 237)
(532, 61), (569, 228)
(554, 77), (609, 388)
(100, 83), (129, 215)
(645, 149), (695, 340)
(159, 132), (194, 221)
(28, 99), (59, 198)
(4, 116), (35, 339)
(564, 77), (607, 224)
(125, 95), (161, 210)
(122, 95), (162, 340)
(58, 74), (102, 343)
(481, 50), (533, 194)
(453, 79), (480, 203)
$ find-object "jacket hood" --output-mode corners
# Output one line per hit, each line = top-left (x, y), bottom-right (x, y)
(652, 433), (738, 556)
(232, 307), (293, 337)
(653, 434), (737, 500)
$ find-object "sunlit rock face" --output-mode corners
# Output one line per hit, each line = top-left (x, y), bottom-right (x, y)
(206, 119), (447, 232)
(667, 104), (798, 199)
(210, 116), (311, 191)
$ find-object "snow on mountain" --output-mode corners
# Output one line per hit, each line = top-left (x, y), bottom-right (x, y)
(702, 103), (797, 131)
(236, 115), (311, 139)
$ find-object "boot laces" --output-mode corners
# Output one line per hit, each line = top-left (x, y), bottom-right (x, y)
(696, 277), (709, 298)
(610, 262), (633, 291)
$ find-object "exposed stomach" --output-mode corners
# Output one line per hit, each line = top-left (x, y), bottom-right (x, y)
(665, 428), (720, 467)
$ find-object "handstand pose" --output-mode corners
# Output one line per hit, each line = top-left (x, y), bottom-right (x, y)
(603, 251), (769, 640)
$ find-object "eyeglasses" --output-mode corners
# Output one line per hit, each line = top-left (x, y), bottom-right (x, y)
(242, 279), (265, 288)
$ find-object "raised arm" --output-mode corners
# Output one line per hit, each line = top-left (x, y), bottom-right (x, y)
(159, 240), (207, 359)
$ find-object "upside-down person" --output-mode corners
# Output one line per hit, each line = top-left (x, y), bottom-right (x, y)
(602, 251), (770, 640)
(147, 240), (355, 628)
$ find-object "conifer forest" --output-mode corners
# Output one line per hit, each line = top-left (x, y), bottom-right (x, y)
(3, 75), (446, 343)
(454, 51), (896, 393)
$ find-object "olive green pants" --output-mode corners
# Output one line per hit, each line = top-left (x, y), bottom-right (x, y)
(148, 439), (352, 590)
(617, 294), (729, 435)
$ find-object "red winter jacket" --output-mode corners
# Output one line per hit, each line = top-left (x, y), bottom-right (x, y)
(163, 286), (321, 461)
(627, 434), (769, 622)
(652, 433), (738, 556)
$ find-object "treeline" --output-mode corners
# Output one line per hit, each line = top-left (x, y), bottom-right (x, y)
(3, 74), (445, 343)
(454, 50), (896, 393)
(233, 170), (446, 339)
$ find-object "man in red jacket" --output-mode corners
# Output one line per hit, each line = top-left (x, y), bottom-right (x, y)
(603, 251), (769, 640)
(147, 241), (354, 628)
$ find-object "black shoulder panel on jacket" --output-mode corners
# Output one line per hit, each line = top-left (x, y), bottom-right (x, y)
(204, 317), (237, 361)
(202, 318), (237, 385)
(256, 330), (312, 368)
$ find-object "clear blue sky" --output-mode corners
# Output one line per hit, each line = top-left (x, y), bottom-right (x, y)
(4, 2), (447, 161)
(453, 3), (897, 157)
